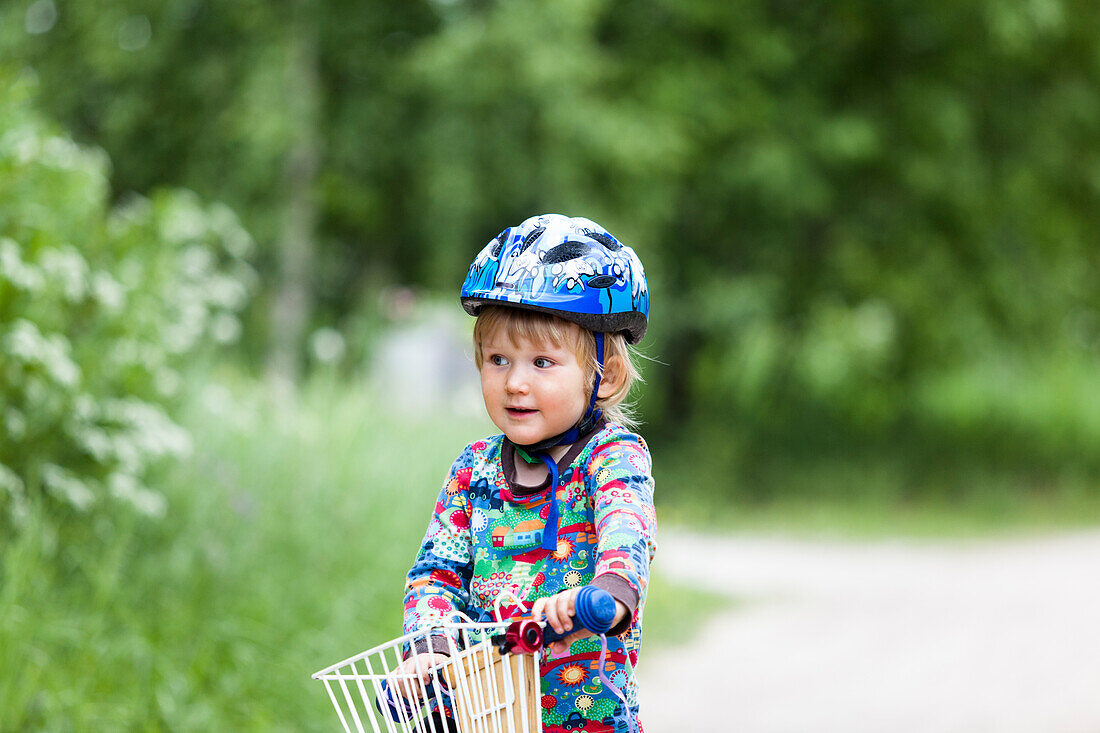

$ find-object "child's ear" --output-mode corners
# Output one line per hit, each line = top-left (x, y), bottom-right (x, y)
(596, 355), (625, 400)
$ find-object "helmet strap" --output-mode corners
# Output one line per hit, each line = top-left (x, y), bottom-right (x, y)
(508, 333), (605, 552)
(509, 332), (604, 456)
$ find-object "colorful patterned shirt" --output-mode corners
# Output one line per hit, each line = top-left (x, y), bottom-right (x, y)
(403, 421), (657, 732)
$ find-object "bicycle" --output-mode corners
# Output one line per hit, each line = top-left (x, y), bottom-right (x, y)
(312, 586), (622, 733)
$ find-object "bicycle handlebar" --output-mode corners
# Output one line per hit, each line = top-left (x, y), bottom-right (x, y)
(378, 586), (620, 721)
(541, 585), (617, 645)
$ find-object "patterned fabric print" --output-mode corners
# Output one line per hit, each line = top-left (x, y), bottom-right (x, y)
(461, 214), (650, 322)
(403, 425), (657, 733)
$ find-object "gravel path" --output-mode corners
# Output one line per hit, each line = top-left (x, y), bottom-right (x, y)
(638, 530), (1100, 732)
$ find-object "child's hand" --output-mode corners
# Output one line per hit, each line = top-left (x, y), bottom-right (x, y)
(531, 588), (628, 655)
(390, 652), (450, 700)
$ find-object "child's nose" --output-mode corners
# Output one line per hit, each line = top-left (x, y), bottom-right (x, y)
(505, 367), (529, 393)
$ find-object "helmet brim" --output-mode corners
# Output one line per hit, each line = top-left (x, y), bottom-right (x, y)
(461, 296), (647, 344)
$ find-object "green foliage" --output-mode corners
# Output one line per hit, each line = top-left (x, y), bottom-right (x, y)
(0, 0), (441, 321)
(0, 375), (486, 729)
(0, 365), (721, 729)
(0, 68), (255, 529)
(596, 0), (1100, 463)
(8, 4), (1100, 727)
(5, 0), (1100, 495)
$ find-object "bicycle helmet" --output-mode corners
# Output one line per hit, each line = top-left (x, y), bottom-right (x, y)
(461, 214), (649, 553)
(460, 214), (649, 344)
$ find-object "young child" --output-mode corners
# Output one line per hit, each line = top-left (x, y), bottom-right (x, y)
(400, 214), (656, 733)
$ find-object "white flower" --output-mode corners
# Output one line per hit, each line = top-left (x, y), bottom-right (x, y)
(66, 420), (112, 461)
(3, 320), (80, 387)
(209, 313), (241, 344)
(108, 472), (167, 519)
(90, 270), (126, 312)
(0, 463), (25, 497)
(41, 135), (89, 171)
(180, 245), (214, 278)
(3, 409), (27, 440)
(206, 273), (249, 310)
(0, 238), (45, 291)
(41, 463), (96, 511)
(6, 126), (40, 163)
(207, 203), (254, 259)
(103, 398), (193, 461)
(73, 393), (97, 421)
(161, 193), (208, 244)
(39, 245), (89, 302)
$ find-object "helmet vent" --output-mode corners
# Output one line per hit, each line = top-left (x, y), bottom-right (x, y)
(587, 230), (622, 251)
(518, 226), (545, 254)
(587, 274), (617, 289)
(490, 232), (508, 258)
(541, 241), (589, 264)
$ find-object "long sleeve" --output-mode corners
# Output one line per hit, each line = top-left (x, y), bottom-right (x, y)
(402, 449), (476, 638)
(586, 431), (657, 634)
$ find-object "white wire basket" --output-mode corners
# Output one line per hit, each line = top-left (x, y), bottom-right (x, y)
(313, 619), (543, 733)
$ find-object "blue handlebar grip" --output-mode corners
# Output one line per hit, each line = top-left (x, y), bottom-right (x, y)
(542, 586), (618, 646)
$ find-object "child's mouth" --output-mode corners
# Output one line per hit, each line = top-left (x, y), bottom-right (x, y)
(506, 407), (537, 417)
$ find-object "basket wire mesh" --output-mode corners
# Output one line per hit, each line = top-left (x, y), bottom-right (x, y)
(313, 621), (542, 733)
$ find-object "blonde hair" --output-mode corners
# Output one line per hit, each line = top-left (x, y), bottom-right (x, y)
(472, 305), (643, 430)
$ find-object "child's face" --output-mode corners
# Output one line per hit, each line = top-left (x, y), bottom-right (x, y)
(478, 330), (589, 447)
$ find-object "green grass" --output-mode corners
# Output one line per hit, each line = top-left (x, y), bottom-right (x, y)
(0, 374), (721, 730)
(1, 374), (496, 730)
(660, 495), (1100, 539)
(6, 371), (1099, 729)
(657, 460), (1100, 539)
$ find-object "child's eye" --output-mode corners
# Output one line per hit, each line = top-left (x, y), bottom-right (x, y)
(489, 354), (508, 366)
(533, 357), (554, 368)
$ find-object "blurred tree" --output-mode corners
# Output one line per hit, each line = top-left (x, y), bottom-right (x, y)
(1, 0), (440, 378)
(268, 1), (321, 383)
(395, 0), (1100, 492)
(5, 0), (1100, 496)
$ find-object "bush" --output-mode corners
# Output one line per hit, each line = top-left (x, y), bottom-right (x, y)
(0, 67), (255, 531)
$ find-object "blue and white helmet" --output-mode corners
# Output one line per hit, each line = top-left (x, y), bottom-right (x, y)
(460, 214), (649, 343)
